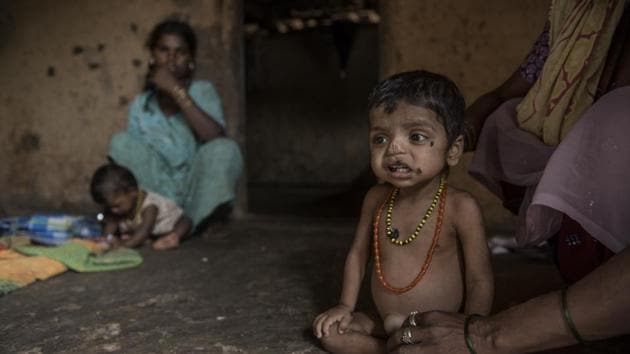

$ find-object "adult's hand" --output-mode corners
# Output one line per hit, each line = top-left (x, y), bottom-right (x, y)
(149, 66), (182, 93)
(387, 311), (494, 354)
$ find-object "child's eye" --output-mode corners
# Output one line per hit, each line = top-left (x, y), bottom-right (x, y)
(410, 133), (427, 143)
(372, 135), (387, 145)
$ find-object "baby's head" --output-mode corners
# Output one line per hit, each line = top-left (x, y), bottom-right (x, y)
(368, 70), (465, 146)
(367, 70), (465, 187)
(90, 163), (139, 216)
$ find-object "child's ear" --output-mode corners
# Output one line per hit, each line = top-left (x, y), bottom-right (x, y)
(446, 135), (464, 167)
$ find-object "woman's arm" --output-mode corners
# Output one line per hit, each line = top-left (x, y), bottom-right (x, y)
(168, 82), (224, 141)
(151, 67), (224, 142)
(464, 69), (533, 151)
(464, 21), (550, 151)
(481, 245), (630, 353)
(122, 205), (158, 248)
(387, 246), (630, 353)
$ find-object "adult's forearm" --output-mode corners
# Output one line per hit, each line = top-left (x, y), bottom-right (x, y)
(479, 247), (630, 353)
(179, 104), (223, 141)
(463, 91), (503, 152)
(170, 85), (224, 141)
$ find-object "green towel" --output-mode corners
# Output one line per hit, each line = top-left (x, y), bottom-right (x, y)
(15, 243), (142, 272)
(0, 279), (23, 295)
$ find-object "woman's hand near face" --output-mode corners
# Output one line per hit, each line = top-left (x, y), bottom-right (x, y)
(149, 65), (182, 94)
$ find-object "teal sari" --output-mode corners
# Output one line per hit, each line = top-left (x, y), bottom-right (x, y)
(109, 81), (243, 228)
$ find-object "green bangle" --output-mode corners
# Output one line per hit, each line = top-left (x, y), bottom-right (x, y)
(464, 314), (482, 354)
(561, 287), (586, 344)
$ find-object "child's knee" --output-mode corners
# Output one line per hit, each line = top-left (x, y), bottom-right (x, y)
(318, 323), (346, 352)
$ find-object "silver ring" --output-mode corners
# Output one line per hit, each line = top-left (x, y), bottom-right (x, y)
(408, 310), (419, 327)
(401, 326), (414, 345)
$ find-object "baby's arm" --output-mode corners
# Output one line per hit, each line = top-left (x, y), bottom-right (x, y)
(122, 205), (158, 248)
(101, 217), (118, 239)
(313, 186), (386, 338)
(454, 193), (494, 315)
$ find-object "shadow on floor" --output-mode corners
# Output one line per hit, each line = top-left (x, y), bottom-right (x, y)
(2, 216), (629, 353)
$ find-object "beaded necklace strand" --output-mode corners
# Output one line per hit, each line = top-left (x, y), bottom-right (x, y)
(386, 175), (446, 246)
(373, 183), (447, 294)
(128, 190), (146, 223)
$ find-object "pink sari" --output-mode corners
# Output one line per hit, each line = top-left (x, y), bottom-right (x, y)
(470, 86), (630, 253)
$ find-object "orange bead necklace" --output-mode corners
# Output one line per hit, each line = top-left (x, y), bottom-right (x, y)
(373, 182), (447, 294)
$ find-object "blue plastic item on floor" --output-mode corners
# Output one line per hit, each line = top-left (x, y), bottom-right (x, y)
(0, 214), (102, 245)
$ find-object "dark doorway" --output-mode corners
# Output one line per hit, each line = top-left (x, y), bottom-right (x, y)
(244, 0), (379, 217)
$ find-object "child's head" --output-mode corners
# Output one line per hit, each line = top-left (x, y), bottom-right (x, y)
(367, 70), (465, 188)
(368, 70), (465, 145)
(90, 163), (139, 216)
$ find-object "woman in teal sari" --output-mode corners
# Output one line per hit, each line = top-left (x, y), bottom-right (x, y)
(109, 19), (243, 231)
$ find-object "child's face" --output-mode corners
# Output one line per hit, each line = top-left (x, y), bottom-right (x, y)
(369, 102), (461, 189)
(103, 191), (137, 217)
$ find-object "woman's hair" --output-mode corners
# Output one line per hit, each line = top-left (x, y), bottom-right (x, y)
(367, 70), (465, 146)
(90, 163), (138, 204)
(146, 19), (197, 57)
(143, 19), (197, 93)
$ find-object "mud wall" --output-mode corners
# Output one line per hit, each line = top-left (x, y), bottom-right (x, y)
(0, 0), (243, 214)
(379, 0), (550, 228)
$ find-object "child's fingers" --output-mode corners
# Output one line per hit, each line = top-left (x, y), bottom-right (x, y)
(338, 315), (352, 333)
(321, 315), (341, 337)
(313, 314), (327, 338)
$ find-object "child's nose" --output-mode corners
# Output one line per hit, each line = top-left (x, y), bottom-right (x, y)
(387, 139), (404, 155)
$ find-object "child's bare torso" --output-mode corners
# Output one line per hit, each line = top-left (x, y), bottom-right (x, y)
(370, 189), (463, 327)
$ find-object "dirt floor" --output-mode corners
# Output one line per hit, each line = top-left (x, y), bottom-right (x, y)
(2, 197), (630, 353)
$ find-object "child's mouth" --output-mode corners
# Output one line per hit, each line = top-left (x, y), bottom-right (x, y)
(387, 162), (412, 175)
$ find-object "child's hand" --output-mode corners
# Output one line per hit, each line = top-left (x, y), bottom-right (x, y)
(108, 236), (122, 249)
(312, 304), (353, 338)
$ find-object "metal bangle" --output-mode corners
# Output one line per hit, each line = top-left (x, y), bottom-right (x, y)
(172, 85), (194, 108)
(561, 287), (586, 344)
(408, 310), (419, 327)
(464, 314), (482, 354)
(401, 326), (414, 345)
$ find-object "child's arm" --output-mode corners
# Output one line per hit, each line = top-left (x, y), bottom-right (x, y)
(121, 205), (158, 248)
(94, 214), (121, 247)
(101, 216), (119, 239)
(454, 193), (494, 315)
(313, 186), (386, 338)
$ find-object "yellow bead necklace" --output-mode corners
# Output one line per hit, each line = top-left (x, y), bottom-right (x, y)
(385, 175), (445, 246)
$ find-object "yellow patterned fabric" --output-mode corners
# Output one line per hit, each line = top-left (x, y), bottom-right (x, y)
(0, 249), (67, 286)
(0, 239), (139, 295)
(516, 0), (625, 145)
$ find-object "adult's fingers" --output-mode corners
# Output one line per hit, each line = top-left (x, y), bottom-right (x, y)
(412, 310), (453, 327)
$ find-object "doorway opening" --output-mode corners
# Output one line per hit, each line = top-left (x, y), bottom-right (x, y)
(244, 0), (380, 217)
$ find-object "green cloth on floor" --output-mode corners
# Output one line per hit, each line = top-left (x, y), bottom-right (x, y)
(15, 243), (142, 272)
(0, 279), (22, 295)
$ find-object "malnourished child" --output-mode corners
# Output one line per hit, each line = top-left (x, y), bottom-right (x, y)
(313, 70), (494, 353)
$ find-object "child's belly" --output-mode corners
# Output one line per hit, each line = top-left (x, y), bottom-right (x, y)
(370, 245), (464, 320)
